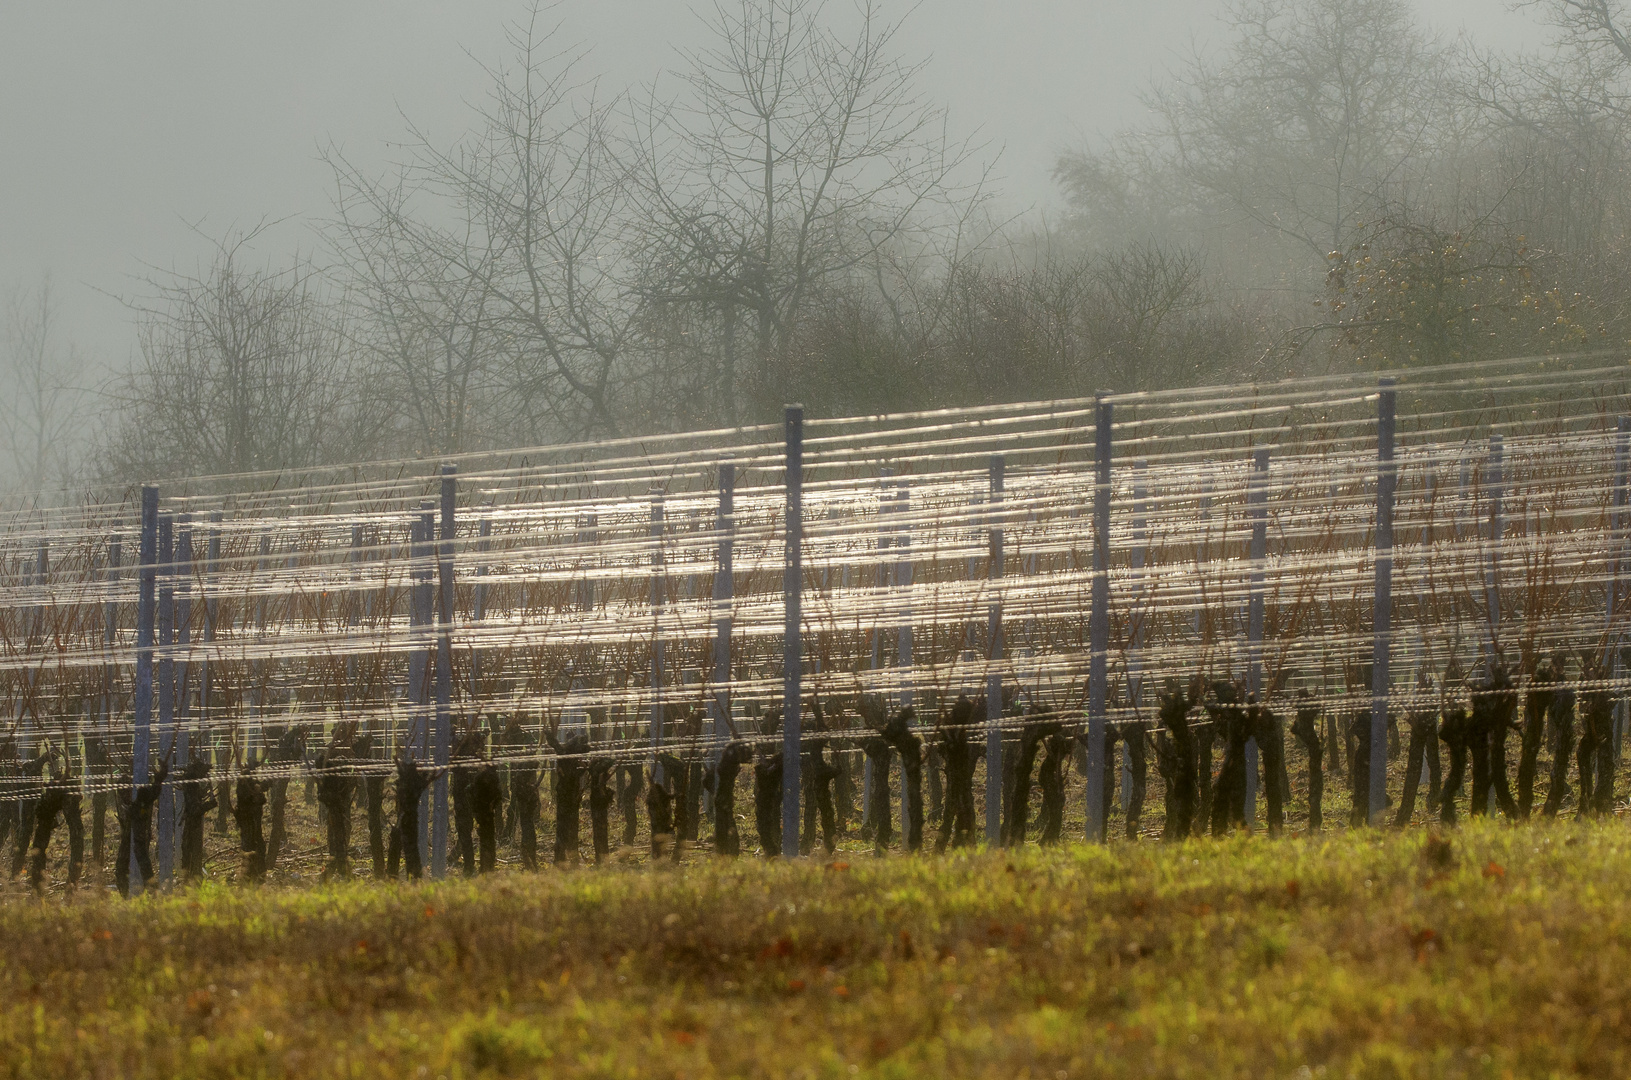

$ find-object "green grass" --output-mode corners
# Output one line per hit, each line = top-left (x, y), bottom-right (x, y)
(5, 821), (1631, 1078)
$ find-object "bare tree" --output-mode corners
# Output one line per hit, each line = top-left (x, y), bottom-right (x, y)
(0, 278), (90, 497)
(329, 178), (504, 456)
(100, 229), (374, 482)
(329, 8), (635, 444)
(1532, 0), (1631, 68)
(1058, 0), (1451, 277)
(1161, 0), (1448, 257)
(1461, 2), (1631, 258)
(630, 0), (988, 425)
(932, 244), (1253, 401)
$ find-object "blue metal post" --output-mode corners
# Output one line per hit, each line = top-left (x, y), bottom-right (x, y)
(1126, 460), (1149, 817)
(865, 468), (893, 829)
(650, 487), (666, 773)
(986, 455), (1004, 844)
(347, 524), (362, 696)
(1486, 434), (1504, 660)
(1245, 449), (1268, 826)
(1195, 473), (1213, 640)
(895, 480), (913, 708)
(165, 518), (193, 870)
(471, 513), (491, 698)
(712, 463), (735, 737)
(1371, 379), (1397, 824)
(894, 478), (914, 832)
(102, 536), (120, 789)
(1086, 396), (1112, 842)
(131, 486), (158, 894)
(154, 517), (174, 883)
(176, 518), (192, 762)
(414, 505), (434, 862)
(204, 513), (220, 762)
(18, 541), (43, 856)
(433, 465), (455, 879)
(19, 546), (37, 777)
(252, 531), (271, 763)
(783, 405), (804, 857)
(1608, 418), (1630, 753)
(578, 512), (599, 613)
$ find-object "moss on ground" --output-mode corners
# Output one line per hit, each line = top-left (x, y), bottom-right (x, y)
(4, 820), (1631, 1078)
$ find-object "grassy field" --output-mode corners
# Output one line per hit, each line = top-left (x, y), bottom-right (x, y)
(4, 821), (1631, 1079)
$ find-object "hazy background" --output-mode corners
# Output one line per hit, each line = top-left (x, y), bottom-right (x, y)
(0, 1), (1534, 371)
(9, 0), (1617, 498)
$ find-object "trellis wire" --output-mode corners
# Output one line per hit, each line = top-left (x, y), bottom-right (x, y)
(0, 356), (1629, 870)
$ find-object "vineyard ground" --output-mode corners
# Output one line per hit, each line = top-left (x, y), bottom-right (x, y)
(4, 820), (1631, 1079)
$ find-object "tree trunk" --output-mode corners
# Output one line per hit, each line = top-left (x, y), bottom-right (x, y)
(1038, 732), (1071, 845)
(579, 758), (610, 864)
(1291, 696), (1324, 832)
(1438, 709), (1469, 826)
(1253, 704), (1284, 836)
(713, 742), (750, 856)
(882, 710), (923, 852)
(473, 764), (504, 873)
(753, 751), (782, 857)
(1517, 670), (1557, 819)
(862, 736), (892, 856)
(936, 697), (979, 852)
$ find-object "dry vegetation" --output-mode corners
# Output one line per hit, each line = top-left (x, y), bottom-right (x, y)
(5, 820), (1631, 1079)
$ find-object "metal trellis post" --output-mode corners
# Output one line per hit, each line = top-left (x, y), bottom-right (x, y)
(1609, 417), (1630, 753)
(1371, 378), (1397, 825)
(712, 462), (735, 741)
(865, 468), (894, 830)
(471, 513), (490, 697)
(175, 518), (193, 859)
(414, 504), (435, 864)
(1086, 396), (1112, 843)
(131, 486), (158, 895)
(896, 480), (913, 709)
(102, 535), (120, 790)
(1486, 433), (1504, 662)
(1245, 449), (1268, 827)
(433, 465), (455, 879)
(650, 487), (666, 775)
(986, 454), (1004, 844)
(1127, 459), (1148, 818)
(204, 513), (220, 766)
(783, 405), (804, 857)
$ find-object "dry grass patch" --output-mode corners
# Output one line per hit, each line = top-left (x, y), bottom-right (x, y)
(4, 821), (1631, 1078)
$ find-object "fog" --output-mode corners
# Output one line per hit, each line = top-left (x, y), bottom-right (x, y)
(0, 1), (1528, 364)
(0, 0), (1567, 490)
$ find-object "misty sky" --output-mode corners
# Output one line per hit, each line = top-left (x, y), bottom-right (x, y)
(1, 1), (1537, 379)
